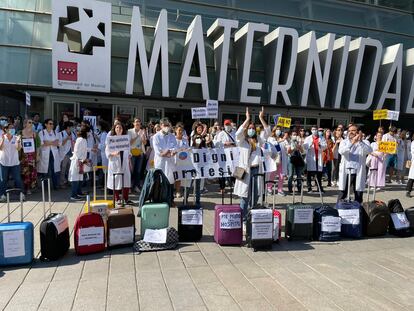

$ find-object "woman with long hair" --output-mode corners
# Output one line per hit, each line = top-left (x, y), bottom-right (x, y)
(20, 118), (38, 194)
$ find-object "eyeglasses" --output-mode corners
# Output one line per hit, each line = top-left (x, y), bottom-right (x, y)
(48, 122), (54, 125)
(27, 121), (33, 124)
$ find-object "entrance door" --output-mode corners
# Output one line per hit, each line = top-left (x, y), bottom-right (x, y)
(164, 108), (192, 134)
(53, 102), (77, 123)
(115, 105), (137, 125)
(80, 102), (112, 124)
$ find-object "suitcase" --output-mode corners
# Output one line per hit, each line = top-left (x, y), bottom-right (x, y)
(140, 203), (170, 237)
(246, 174), (274, 251)
(286, 179), (314, 241)
(313, 177), (341, 241)
(361, 169), (390, 237)
(39, 178), (70, 261)
(214, 181), (242, 246)
(0, 189), (34, 266)
(177, 170), (203, 242)
(74, 195), (106, 255)
(388, 199), (411, 237)
(83, 166), (114, 221)
(405, 207), (414, 232)
(335, 168), (363, 238)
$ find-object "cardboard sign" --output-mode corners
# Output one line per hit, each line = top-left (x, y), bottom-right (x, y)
(181, 209), (203, 225)
(107, 135), (130, 153)
(373, 109), (388, 120)
(206, 100), (218, 118)
(294, 209), (313, 224)
(108, 226), (134, 246)
(338, 209), (360, 225)
(22, 138), (35, 154)
(277, 117), (292, 128)
(83, 115), (97, 129)
(3, 230), (25, 258)
(143, 228), (167, 243)
(251, 223), (273, 240)
(191, 107), (208, 119)
(78, 227), (104, 246)
(321, 216), (342, 233)
(387, 110), (400, 121)
(378, 141), (397, 154)
(219, 212), (241, 229)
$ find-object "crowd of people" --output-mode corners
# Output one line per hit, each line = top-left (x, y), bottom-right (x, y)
(0, 108), (413, 221)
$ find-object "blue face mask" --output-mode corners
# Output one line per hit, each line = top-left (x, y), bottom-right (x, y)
(247, 128), (256, 137)
(0, 120), (6, 127)
(8, 129), (15, 136)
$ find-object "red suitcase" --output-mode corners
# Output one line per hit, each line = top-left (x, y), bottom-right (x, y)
(74, 195), (106, 255)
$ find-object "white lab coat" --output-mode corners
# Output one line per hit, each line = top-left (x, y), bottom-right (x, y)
(87, 131), (99, 166)
(397, 139), (408, 171)
(152, 131), (177, 184)
(409, 142), (414, 180)
(105, 138), (131, 190)
(302, 135), (327, 172)
(59, 130), (75, 159)
(213, 130), (236, 148)
(233, 126), (270, 198)
(37, 129), (61, 173)
(267, 137), (288, 175)
(338, 139), (372, 192)
(68, 137), (87, 182)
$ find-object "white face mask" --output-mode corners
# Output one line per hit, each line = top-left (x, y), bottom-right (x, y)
(291, 135), (297, 140)
(225, 125), (232, 132)
(195, 138), (202, 145)
(407, 133), (410, 139)
(247, 128), (256, 137)
(162, 127), (170, 134)
(275, 130), (281, 137)
(311, 129), (317, 136)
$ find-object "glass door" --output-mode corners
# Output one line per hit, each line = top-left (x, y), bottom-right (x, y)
(53, 101), (77, 123)
(143, 107), (163, 124)
(114, 105), (137, 125)
(79, 102), (113, 124)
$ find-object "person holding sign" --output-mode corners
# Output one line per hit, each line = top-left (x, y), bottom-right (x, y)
(0, 124), (23, 202)
(128, 118), (147, 193)
(105, 123), (133, 206)
(20, 118), (38, 195)
(234, 106), (270, 221)
(405, 139), (414, 197)
(337, 125), (372, 203)
(396, 130), (409, 184)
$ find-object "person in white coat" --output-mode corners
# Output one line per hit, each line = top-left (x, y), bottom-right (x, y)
(267, 126), (288, 196)
(68, 129), (88, 201)
(105, 123), (132, 206)
(303, 126), (327, 193)
(396, 130), (409, 184)
(38, 119), (61, 190)
(59, 121), (75, 187)
(406, 138), (414, 197)
(337, 125), (372, 203)
(152, 119), (177, 205)
(234, 107), (270, 221)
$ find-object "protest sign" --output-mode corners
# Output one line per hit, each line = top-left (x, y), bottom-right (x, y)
(206, 100), (218, 118)
(387, 110), (399, 121)
(378, 141), (397, 154)
(191, 107), (208, 119)
(83, 115), (97, 129)
(277, 117), (292, 128)
(373, 109), (388, 120)
(107, 135), (130, 153)
(22, 138), (35, 153)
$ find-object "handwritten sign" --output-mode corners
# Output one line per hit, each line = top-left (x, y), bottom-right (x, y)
(277, 117), (292, 128)
(191, 107), (208, 119)
(206, 100), (218, 118)
(107, 135), (130, 153)
(83, 115), (97, 129)
(219, 212), (241, 229)
(378, 141), (397, 154)
(373, 109), (388, 120)
(387, 110), (399, 121)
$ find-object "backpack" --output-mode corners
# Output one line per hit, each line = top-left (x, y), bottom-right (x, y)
(138, 169), (172, 215)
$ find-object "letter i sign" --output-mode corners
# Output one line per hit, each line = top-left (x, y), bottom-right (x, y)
(58, 61), (78, 81)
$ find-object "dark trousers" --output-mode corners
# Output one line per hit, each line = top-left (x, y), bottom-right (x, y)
(0, 164), (23, 196)
(71, 180), (82, 197)
(131, 155), (144, 189)
(307, 171), (323, 191)
(338, 173), (363, 203)
(407, 179), (413, 193)
(324, 161), (332, 185)
(44, 151), (59, 189)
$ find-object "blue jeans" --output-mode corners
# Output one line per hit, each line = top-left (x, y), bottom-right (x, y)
(43, 151), (59, 189)
(288, 163), (303, 192)
(71, 180), (82, 198)
(131, 155), (144, 188)
(0, 164), (23, 197)
(240, 166), (259, 221)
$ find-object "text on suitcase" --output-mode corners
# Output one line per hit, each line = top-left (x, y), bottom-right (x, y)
(3, 230), (25, 258)
(78, 227), (104, 246)
(220, 212), (241, 229)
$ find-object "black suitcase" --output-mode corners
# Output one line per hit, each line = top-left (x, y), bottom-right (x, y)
(246, 174), (274, 251)
(361, 169), (390, 237)
(405, 207), (414, 231)
(177, 170), (203, 242)
(39, 178), (70, 261)
(388, 199), (411, 237)
(313, 177), (341, 241)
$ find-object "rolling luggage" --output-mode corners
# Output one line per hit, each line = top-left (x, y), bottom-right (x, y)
(214, 181), (242, 246)
(83, 166), (114, 221)
(74, 195), (106, 255)
(313, 177), (341, 241)
(405, 207), (414, 231)
(177, 170), (203, 242)
(0, 189), (33, 266)
(286, 179), (314, 241)
(39, 178), (70, 261)
(361, 169), (390, 237)
(246, 174), (274, 251)
(265, 181), (282, 242)
(388, 199), (411, 237)
(335, 168), (363, 238)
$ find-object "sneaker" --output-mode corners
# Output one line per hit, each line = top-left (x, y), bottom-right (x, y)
(125, 200), (135, 205)
(70, 196), (82, 201)
(116, 200), (123, 207)
(267, 189), (273, 195)
(0, 195), (6, 203)
(201, 188), (208, 194)
(175, 192), (182, 199)
(376, 187), (381, 191)
(277, 191), (286, 197)
(307, 189), (312, 193)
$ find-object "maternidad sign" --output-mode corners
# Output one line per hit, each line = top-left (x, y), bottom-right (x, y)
(52, 0), (414, 114)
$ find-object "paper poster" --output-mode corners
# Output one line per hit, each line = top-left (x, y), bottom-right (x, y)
(78, 227), (104, 246)
(3, 230), (25, 258)
(25, 92), (31, 107)
(206, 100), (218, 118)
(50, 214), (69, 235)
(22, 138), (35, 154)
(337, 209), (360, 225)
(107, 135), (130, 153)
(373, 109), (388, 120)
(181, 209), (203, 225)
(219, 212), (241, 229)
(321, 216), (342, 233)
(90, 203), (109, 221)
(109, 226), (134, 246)
(387, 110), (399, 121)
(191, 107), (208, 119)
(143, 228), (167, 243)
(272, 114), (281, 125)
(378, 141), (397, 154)
(277, 117), (292, 128)
(83, 115), (97, 129)
(250, 209), (273, 223)
(251, 223), (273, 240)
(391, 213), (410, 230)
(294, 209), (313, 224)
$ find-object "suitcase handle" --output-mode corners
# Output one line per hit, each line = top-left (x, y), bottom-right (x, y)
(41, 178), (52, 219)
(220, 171), (233, 205)
(292, 178), (304, 204)
(250, 173), (265, 208)
(183, 170), (196, 206)
(346, 167), (352, 202)
(367, 168), (378, 202)
(6, 188), (24, 223)
(93, 165), (108, 201)
(113, 172), (125, 207)
(264, 180), (277, 209)
(313, 176), (324, 205)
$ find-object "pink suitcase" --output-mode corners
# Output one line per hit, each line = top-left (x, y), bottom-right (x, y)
(214, 187), (242, 245)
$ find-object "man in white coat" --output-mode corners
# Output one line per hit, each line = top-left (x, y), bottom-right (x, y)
(303, 126), (327, 193)
(337, 124), (372, 203)
(405, 138), (414, 197)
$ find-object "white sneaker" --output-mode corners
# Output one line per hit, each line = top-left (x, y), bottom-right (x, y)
(278, 192), (286, 197)
(175, 192), (182, 199)
(0, 195), (6, 203)
(375, 187), (381, 191)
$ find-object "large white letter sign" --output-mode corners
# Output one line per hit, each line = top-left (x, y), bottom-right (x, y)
(264, 27), (298, 106)
(126, 7), (169, 96)
(234, 22), (269, 104)
(375, 44), (403, 111)
(402, 48), (414, 113)
(177, 15), (210, 100)
(295, 32), (335, 108)
(207, 18), (239, 101)
(346, 37), (383, 111)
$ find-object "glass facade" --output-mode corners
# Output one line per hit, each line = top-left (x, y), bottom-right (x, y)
(1, 0), (414, 103)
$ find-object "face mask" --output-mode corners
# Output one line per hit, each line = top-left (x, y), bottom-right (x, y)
(76, 126), (81, 132)
(0, 120), (7, 127)
(407, 133), (410, 139)
(162, 127), (170, 134)
(195, 138), (202, 145)
(225, 125), (232, 132)
(247, 128), (256, 137)
(318, 131), (323, 137)
(8, 129), (15, 136)
(275, 130), (281, 137)
(311, 130), (317, 136)
(292, 135), (297, 140)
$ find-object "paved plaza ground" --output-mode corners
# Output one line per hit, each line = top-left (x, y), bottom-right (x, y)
(1, 182), (414, 311)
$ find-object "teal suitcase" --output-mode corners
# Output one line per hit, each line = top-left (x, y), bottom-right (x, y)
(140, 203), (170, 237)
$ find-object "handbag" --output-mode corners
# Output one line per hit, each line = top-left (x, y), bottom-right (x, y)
(131, 148), (142, 156)
(406, 160), (412, 169)
(290, 150), (304, 167)
(233, 166), (246, 180)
